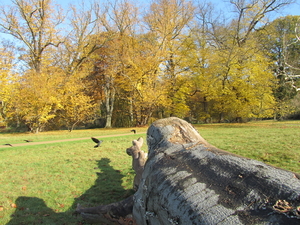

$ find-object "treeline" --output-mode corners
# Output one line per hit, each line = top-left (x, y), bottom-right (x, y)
(0, 0), (299, 132)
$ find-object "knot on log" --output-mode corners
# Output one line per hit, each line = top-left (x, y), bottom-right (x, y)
(133, 117), (300, 225)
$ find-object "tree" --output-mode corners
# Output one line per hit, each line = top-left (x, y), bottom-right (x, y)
(0, 41), (16, 127)
(185, 2), (221, 122)
(258, 15), (300, 119)
(10, 68), (63, 132)
(0, 0), (64, 73)
(144, 0), (195, 118)
(0, 0), (64, 131)
(58, 79), (96, 132)
(53, 1), (113, 129)
(189, 0), (293, 122)
(87, 0), (142, 128)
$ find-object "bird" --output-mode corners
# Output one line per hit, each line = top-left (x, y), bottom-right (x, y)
(4, 143), (12, 147)
(131, 129), (136, 134)
(24, 140), (33, 142)
(91, 137), (103, 148)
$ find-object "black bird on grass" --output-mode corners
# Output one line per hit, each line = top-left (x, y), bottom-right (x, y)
(4, 143), (12, 147)
(130, 129), (136, 134)
(24, 140), (33, 142)
(91, 137), (103, 148)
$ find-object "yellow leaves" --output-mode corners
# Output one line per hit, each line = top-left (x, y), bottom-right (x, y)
(6, 67), (95, 131)
(136, 83), (142, 91)
(0, 47), (15, 97)
(185, 28), (277, 120)
(146, 0), (194, 41)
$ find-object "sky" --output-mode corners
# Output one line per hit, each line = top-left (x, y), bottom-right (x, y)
(0, 0), (299, 16)
(0, 0), (299, 41)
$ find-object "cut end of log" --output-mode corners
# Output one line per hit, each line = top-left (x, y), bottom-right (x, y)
(147, 117), (213, 155)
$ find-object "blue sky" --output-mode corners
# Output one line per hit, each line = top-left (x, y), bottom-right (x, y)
(0, 0), (299, 38)
(0, 0), (299, 17)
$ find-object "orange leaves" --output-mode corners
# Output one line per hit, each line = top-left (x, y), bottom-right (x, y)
(58, 203), (65, 208)
(0, 204), (17, 211)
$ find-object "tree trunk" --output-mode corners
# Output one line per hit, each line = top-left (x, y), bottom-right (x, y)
(129, 98), (134, 126)
(104, 83), (115, 128)
(133, 117), (300, 225)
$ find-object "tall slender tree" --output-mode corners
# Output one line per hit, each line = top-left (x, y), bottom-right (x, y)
(144, 0), (195, 117)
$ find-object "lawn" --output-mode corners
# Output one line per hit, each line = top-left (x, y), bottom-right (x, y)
(196, 120), (300, 173)
(0, 129), (147, 225)
(0, 121), (299, 224)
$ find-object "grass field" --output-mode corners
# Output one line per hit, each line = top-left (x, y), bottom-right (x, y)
(0, 121), (299, 224)
(197, 120), (300, 173)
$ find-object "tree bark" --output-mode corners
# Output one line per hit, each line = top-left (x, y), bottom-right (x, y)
(104, 82), (115, 128)
(133, 117), (300, 225)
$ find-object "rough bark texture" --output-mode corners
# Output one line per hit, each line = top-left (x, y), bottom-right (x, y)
(133, 117), (300, 225)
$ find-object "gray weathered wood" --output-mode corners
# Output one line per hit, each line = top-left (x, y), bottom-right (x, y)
(126, 137), (147, 191)
(133, 117), (300, 225)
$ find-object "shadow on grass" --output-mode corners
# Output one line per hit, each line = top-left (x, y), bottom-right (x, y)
(6, 158), (132, 225)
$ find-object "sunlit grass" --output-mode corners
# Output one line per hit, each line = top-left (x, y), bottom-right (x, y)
(0, 127), (147, 145)
(195, 120), (300, 173)
(0, 120), (299, 224)
(0, 134), (146, 225)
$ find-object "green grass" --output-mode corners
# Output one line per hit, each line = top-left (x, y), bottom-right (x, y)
(0, 121), (299, 224)
(0, 130), (147, 225)
(0, 127), (147, 145)
(195, 120), (300, 173)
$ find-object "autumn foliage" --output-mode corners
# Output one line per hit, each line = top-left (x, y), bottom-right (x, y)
(0, 0), (299, 132)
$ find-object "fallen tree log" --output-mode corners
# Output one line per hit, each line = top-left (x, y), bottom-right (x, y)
(76, 117), (300, 224)
(133, 117), (300, 225)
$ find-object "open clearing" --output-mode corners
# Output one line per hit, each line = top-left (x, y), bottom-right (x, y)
(0, 120), (299, 224)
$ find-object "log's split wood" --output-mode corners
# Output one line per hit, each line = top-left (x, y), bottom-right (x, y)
(76, 117), (300, 225)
